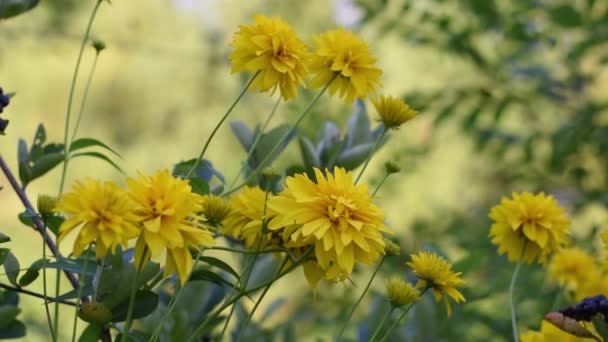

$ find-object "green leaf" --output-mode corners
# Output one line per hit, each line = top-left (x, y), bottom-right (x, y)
(71, 151), (123, 174)
(0, 248), (10, 266)
(0, 0), (39, 19)
(70, 137), (121, 158)
(0, 306), (20, 328)
(592, 317), (608, 342)
(3, 252), (20, 286)
(101, 262), (160, 309)
(230, 120), (255, 151)
(199, 256), (241, 283)
(298, 137), (321, 170)
(110, 290), (159, 322)
(46, 257), (97, 276)
(54, 286), (94, 302)
(549, 5), (583, 28)
(18, 258), (47, 287)
(78, 324), (102, 342)
(29, 152), (64, 180)
(0, 233), (10, 244)
(190, 268), (237, 289)
(45, 215), (64, 236)
(0, 319), (25, 339)
(189, 178), (209, 195)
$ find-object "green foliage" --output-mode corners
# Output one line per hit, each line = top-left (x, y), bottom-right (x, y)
(0, 0), (39, 19)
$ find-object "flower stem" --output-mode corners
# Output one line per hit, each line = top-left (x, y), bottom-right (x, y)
(121, 247), (148, 342)
(226, 96), (281, 192)
(53, 271), (61, 339)
(0, 282), (76, 306)
(185, 71), (260, 179)
(71, 249), (92, 342)
(58, 0), (103, 197)
(355, 127), (386, 185)
(376, 303), (414, 342)
(509, 260), (522, 342)
(368, 306), (394, 342)
(69, 51), (100, 144)
(223, 75), (337, 197)
(41, 218), (56, 342)
(372, 173), (390, 197)
(336, 257), (385, 341)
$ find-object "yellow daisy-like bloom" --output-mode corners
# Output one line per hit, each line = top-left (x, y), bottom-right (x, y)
(576, 275), (608, 301)
(548, 248), (600, 291)
(407, 251), (466, 317)
(268, 167), (391, 287)
(309, 28), (382, 103)
(372, 95), (418, 130)
(55, 179), (140, 258)
(222, 186), (276, 248)
(230, 14), (310, 100)
(127, 170), (215, 285)
(489, 192), (570, 264)
(521, 321), (598, 342)
(386, 277), (420, 307)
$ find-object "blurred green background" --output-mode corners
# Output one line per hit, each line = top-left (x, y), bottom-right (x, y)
(1, 0), (608, 341)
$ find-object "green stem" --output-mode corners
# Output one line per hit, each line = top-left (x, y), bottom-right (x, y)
(336, 257), (385, 341)
(58, 0), (103, 197)
(69, 52), (100, 144)
(509, 261), (522, 342)
(223, 75), (337, 197)
(372, 173), (390, 197)
(226, 96), (281, 193)
(355, 127), (386, 185)
(185, 71), (260, 179)
(41, 218), (56, 342)
(53, 270), (61, 339)
(376, 287), (428, 342)
(71, 249), (92, 342)
(368, 307), (394, 342)
(121, 247), (148, 342)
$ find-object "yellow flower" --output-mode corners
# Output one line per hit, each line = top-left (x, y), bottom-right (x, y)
(521, 321), (598, 342)
(386, 277), (420, 307)
(222, 186), (276, 248)
(406, 251), (466, 317)
(489, 192), (570, 264)
(575, 275), (608, 301)
(268, 167), (391, 287)
(201, 194), (231, 227)
(127, 170), (215, 285)
(548, 247), (600, 291)
(55, 179), (140, 258)
(230, 14), (310, 100)
(309, 28), (382, 103)
(372, 95), (417, 130)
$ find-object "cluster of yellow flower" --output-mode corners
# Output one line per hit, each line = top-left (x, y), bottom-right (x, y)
(548, 247), (608, 301)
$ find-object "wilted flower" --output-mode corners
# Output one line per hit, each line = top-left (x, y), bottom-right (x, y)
(55, 179), (140, 258)
(127, 170), (215, 285)
(372, 95), (417, 130)
(230, 14), (310, 100)
(489, 192), (570, 264)
(407, 251), (466, 317)
(309, 28), (382, 103)
(386, 277), (420, 307)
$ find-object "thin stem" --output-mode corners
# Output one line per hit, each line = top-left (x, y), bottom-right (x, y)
(336, 257), (385, 341)
(185, 71), (260, 179)
(41, 218), (56, 342)
(367, 307), (394, 342)
(71, 250), (92, 342)
(0, 282), (76, 306)
(58, 0), (103, 196)
(224, 75), (337, 197)
(372, 173), (390, 197)
(53, 271), (61, 340)
(509, 261), (522, 342)
(69, 52), (100, 144)
(355, 127), (386, 185)
(207, 246), (297, 260)
(121, 247), (148, 342)
(226, 96), (281, 193)
(376, 303), (414, 342)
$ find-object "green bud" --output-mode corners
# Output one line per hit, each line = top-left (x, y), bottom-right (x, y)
(78, 302), (112, 325)
(383, 238), (401, 256)
(37, 194), (58, 216)
(384, 161), (401, 174)
(92, 39), (106, 53)
(262, 167), (280, 180)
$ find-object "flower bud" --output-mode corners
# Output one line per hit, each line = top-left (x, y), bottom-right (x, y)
(37, 194), (58, 216)
(386, 277), (420, 307)
(383, 238), (401, 256)
(92, 39), (106, 53)
(384, 161), (401, 174)
(201, 194), (231, 227)
(78, 301), (112, 325)
(262, 167), (280, 180)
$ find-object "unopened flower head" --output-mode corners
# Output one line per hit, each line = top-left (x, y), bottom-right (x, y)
(386, 277), (420, 307)
(547, 247), (599, 291)
(37, 194), (58, 216)
(489, 192), (570, 264)
(230, 14), (310, 100)
(384, 161), (401, 174)
(383, 237), (401, 256)
(407, 251), (466, 317)
(222, 186), (276, 248)
(268, 167), (391, 287)
(55, 179), (140, 258)
(309, 28), (382, 103)
(127, 170), (215, 285)
(201, 194), (231, 227)
(372, 95), (417, 130)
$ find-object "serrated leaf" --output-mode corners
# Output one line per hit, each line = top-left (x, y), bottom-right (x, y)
(78, 323), (102, 342)
(71, 151), (123, 174)
(110, 290), (159, 322)
(199, 256), (241, 283)
(3, 252), (20, 286)
(70, 137), (121, 158)
(230, 120), (254, 151)
(0, 233), (10, 244)
(0, 306), (20, 328)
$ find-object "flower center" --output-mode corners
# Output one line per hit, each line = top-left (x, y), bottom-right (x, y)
(327, 196), (353, 223)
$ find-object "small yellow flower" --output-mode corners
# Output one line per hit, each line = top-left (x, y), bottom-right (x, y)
(127, 170), (215, 285)
(489, 192), (570, 264)
(309, 28), (382, 103)
(386, 277), (420, 307)
(383, 238), (401, 256)
(407, 251), (465, 317)
(230, 14), (310, 100)
(201, 194), (231, 227)
(268, 167), (391, 286)
(372, 95), (417, 130)
(55, 179), (140, 258)
(521, 320), (599, 342)
(222, 186), (276, 248)
(575, 275), (608, 301)
(548, 247), (600, 291)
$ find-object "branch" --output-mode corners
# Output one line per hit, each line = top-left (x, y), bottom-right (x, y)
(0, 282), (76, 307)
